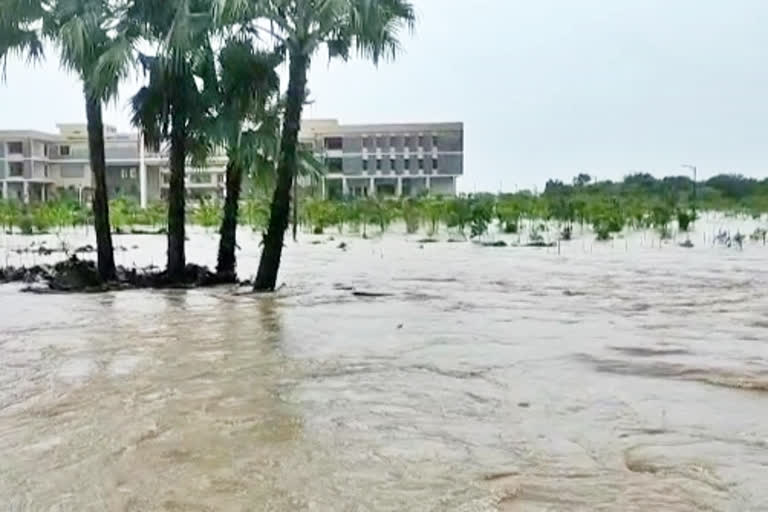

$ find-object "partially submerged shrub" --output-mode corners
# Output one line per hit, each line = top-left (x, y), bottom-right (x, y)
(502, 221), (518, 234)
(676, 209), (696, 232)
(18, 215), (35, 235)
(529, 226), (544, 244)
(595, 223), (612, 241)
(750, 227), (767, 244)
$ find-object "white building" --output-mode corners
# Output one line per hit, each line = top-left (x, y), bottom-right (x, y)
(299, 119), (464, 198)
(0, 119), (464, 204)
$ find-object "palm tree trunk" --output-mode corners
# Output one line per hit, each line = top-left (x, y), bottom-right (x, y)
(84, 91), (116, 282)
(167, 116), (186, 282)
(216, 159), (242, 280)
(254, 48), (308, 291)
(292, 171), (298, 242)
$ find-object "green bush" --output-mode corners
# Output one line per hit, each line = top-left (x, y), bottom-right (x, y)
(18, 215), (35, 235)
(676, 209), (696, 232)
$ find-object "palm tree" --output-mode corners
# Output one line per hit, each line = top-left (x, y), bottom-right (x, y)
(1, 0), (129, 281)
(205, 39), (280, 280)
(218, 0), (415, 291)
(129, 0), (216, 282)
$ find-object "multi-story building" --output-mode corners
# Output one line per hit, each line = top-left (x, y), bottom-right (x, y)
(0, 124), (227, 206)
(299, 119), (463, 198)
(1, 119), (463, 204)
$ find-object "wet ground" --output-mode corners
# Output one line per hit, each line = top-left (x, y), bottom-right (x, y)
(1, 218), (767, 511)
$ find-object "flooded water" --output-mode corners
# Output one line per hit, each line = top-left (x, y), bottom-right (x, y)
(1, 217), (767, 511)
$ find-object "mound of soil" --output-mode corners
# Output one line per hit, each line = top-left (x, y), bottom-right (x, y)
(1, 256), (238, 293)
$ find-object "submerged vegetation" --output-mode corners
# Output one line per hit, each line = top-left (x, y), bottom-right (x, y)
(2, 171), (767, 242)
(2, 172), (768, 291)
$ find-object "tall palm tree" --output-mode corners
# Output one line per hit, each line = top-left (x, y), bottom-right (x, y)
(217, 0), (415, 291)
(129, 0), (216, 282)
(1, 0), (130, 281)
(207, 39), (281, 279)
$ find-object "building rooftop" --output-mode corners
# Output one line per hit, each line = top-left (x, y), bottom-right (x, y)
(300, 119), (463, 136)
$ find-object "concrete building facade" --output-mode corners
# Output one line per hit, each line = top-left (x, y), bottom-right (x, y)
(299, 119), (464, 198)
(0, 124), (227, 205)
(1, 119), (463, 204)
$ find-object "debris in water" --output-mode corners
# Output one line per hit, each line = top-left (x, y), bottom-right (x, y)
(352, 291), (394, 298)
(337, 242), (347, 250)
(734, 232), (745, 249)
(523, 241), (556, 248)
(477, 240), (507, 247)
(74, 244), (96, 254)
(679, 239), (694, 248)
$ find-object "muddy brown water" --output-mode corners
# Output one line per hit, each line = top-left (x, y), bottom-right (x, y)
(1, 220), (767, 511)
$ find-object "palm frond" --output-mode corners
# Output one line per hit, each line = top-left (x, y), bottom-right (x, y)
(0, 24), (44, 78)
(346, 0), (415, 64)
(0, 0), (47, 79)
(91, 32), (135, 101)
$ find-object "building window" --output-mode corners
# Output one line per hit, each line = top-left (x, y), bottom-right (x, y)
(327, 157), (343, 172)
(433, 158), (438, 170)
(190, 173), (210, 184)
(390, 159), (396, 171)
(61, 164), (84, 178)
(130, 168), (137, 179)
(418, 158), (424, 171)
(404, 158), (410, 171)
(432, 135), (439, 148)
(7, 141), (23, 154)
(376, 159), (382, 171)
(418, 135), (424, 148)
(376, 136), (383, 149)
(59, 145), (70, 156)
(44, 165), (49, 178)
(362, 137), (369, 149)
(324, 137), (343, 150)
(362, 159), (368, 171)
(9, 162), (23, 177)
(218, 174), (225, 184)
(121, 169), (128, 179)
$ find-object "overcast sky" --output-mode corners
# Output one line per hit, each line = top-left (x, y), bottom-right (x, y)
(1, 0), (766, 191)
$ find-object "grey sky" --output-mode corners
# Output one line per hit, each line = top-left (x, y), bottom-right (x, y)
(1, 0), (766, 191)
